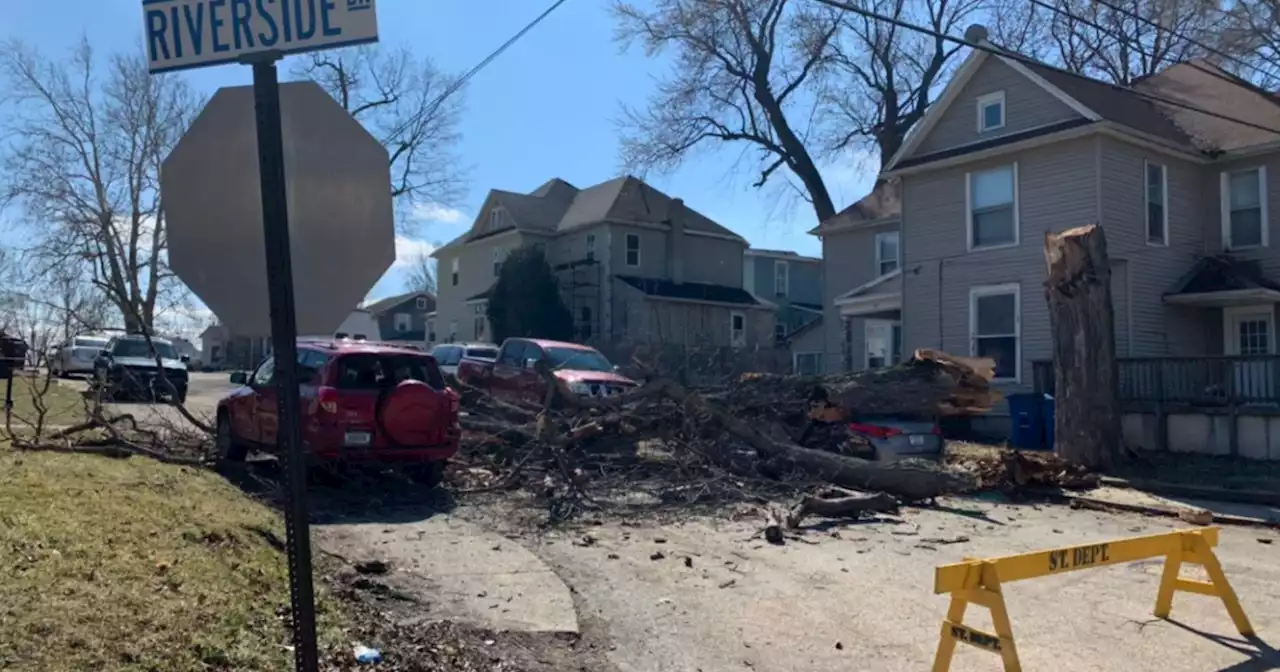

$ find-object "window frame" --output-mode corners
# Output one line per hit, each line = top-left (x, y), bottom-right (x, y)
(774, 321), (787, 343)
(968, 283), (1022, 383)
(1144, 161), (1169, 247)
(975, 91), (1006, 133)
(792, 352), (822, 376)
(416, 296), (428, 310)
(450, 257), (459, 286)
(774, 260), (789, 296)
(624, 233), (641, 267)
(393, 312), (412, 333)
(492, 247), (503, 277)
(488, 209), (502, 231)
(875, 230), (900, 276)
(864, 319), (902, 370)
(585, 233), (596, 261)
(1221, 166), (1268, 250)
(965, 163), (1020, 252)
(729, 311), (746, 348)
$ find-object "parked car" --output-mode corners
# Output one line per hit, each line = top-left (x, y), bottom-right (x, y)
(92, 334), (191, 403)
(456, 338), (636, 406)
(214, 339), (461, 486)
(430, 342), (499, 378)
(845, 416), (944, 462)
(51, 334), (111, 378)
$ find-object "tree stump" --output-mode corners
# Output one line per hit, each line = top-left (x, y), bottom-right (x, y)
(1044, 224), (1121, 470)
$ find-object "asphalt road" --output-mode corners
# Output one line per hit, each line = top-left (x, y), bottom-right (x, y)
(53, 371), (238, 425)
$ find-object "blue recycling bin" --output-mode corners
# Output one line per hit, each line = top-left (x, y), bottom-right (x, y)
(1007, 393), (1044, 449)
(1042, 396), (1055, 451)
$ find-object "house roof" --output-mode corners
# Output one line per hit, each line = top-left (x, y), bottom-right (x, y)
(615, 275), (760, 306)
(365, 291), (434, 315)
(810, 180), (901, 235)
(1134, 61), (1280, 152)
(1166, 256), (1280, 296)
(433, 175), (745, 256)
(466, 287), (494, 302)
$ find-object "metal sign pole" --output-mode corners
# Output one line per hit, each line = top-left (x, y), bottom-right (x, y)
(246, 53), (319, 672)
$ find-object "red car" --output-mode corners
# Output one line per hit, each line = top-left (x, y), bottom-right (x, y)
(456, 337), (636, 406)
(214, 339), (461, 486)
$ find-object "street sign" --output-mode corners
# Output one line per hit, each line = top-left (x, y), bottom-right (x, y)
(143, 0), (380, 74)
(162, 81), (395, 337)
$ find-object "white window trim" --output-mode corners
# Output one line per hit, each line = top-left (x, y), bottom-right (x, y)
(625, 233), (641, 267)
(965, 163), (1020, 252)
(863, 319), (901, 370)
(792, 351), (821, 374)
(774, 260), (789, 296)
(1220, 166), (1269, 250)
(415, 296), (428, 310)
(976, 90), (1006, 132)
(492, 247), (503, 276)
(874, 230), (900, 276)
(488, 208), (502, 230)
(1222, 305), (1276, 356)
(585, 233), (596, 260)
(729, 310), (746, 347)
(1144, 161), (1169, 247)
(968, 283), (1022, 383)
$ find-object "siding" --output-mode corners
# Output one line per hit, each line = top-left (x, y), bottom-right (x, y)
(433, 231), (532, 342)
(901, 138), (1098, 395)
(1207, 153), (1280, 279)
(820, 221), (900, 373)
(912, 58), (1083, 158)
(746, 255), (822, 305)
(609, 278), (773, 348)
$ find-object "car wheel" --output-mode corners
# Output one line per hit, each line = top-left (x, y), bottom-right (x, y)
(407, 462), (446, 489)
(215, 413), (248, 463)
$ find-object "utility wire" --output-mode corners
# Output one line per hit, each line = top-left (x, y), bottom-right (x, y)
(430, 0), (569, 109)
(810, 0), (1280, 139)
(1086, 0), (1267, 82)
(1027, 0), (1266, 90)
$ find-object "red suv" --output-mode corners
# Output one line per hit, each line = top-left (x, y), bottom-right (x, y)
(214, 339), (461, 486)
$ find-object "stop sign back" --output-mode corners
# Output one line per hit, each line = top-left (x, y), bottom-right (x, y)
(162, 81), (395, 336)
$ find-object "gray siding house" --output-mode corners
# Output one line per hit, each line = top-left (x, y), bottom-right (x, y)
(365, 290), (435, 342)
(742, 248), (823, 370)
(431, 176), (776, 361)
(870, 35), (1280, 439)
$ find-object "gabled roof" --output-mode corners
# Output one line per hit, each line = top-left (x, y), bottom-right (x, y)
(616, 275), (760, 306)
(1135, 61), (1280, 152)
(810, 180), (901, 235)
(1166, 256), (1280, 296)
(365, 291), (434, 315)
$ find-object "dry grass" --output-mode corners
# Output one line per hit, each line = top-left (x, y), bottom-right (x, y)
(2, 375), (88, 429)
(0, 443), (343, 671)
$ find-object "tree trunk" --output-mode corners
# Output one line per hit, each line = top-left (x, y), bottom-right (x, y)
(1044, 224), (1121, 470)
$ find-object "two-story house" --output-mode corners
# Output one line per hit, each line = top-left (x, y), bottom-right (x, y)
(862, 30), (1280, 442)
(364, 290), (436, 343)
(742, 248), (825, 373)
(430, 176), (775, 360)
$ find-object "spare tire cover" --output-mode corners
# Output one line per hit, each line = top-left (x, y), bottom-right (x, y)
(378, 380), (442, 447)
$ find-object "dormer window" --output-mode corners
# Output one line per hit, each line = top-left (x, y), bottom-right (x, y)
(488, 209), (503, 231)
(976, 91), (1005, 132)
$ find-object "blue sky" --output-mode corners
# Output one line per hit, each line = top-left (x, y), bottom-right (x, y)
(6, 0), (876, 312)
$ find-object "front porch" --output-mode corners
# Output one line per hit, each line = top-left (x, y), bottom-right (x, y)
(834, 270), (902, 371)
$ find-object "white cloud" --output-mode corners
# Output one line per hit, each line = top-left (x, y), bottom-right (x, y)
(412, 202), (466, 224)
(392, 236), (437, 268)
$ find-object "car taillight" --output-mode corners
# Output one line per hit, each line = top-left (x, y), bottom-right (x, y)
(932, 424), (943, 436)
(317, 386), (339, 414)
(847, 422), (902, 438)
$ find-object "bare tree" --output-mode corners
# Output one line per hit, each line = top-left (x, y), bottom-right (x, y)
(991, 0), (1256, 85)
(0, 38), (199, 332)
(1227, 0), (1280, 88)
(613, 0), (842, 223)
(822, 0), (984, 167)
(293, 45), (468, 227)
(403, 249), (437, 295)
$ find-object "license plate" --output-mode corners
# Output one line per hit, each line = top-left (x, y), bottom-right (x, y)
(908, 435), (926, 446)
(344, 431), (372, 446)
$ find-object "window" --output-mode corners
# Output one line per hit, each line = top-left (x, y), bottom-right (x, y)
(729, 311), (746, 348)
(448, 320), (458, 342)
(297, 349), (330, 385)
(794, 353), (823, 376)
(451, 257), (459, 286)
(251, 356), (275, 386)
(394, 313), (411, 332)
(1222, 167), (1267, 249)
(488, 209), (502, 231)
(333, 353), (445, 391)
(473, 302), (486, 315)
(498, 341), (527, 367)
(625, 233), (640, 267)
(1145, 162), (1168, 246)
(976, 91), (1005, 132)
(875, 231), (899, 276)
(775, 322), (787, 343)
(970, 284), (1020, 381)
(773, 260), (789, 296)
(865, 320), (902, 369)
(967, 164), (1018, 250)
(585, 233), (596, 261)
(416, 296), (428, 310)
(474, 315), (486, 340)
(492, 247), (503, 277)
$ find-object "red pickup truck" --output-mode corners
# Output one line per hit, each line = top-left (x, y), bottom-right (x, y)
(456, 338), (636, 405)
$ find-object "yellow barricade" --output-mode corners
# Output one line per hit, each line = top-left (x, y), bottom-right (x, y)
(931, 527), (1253, 671)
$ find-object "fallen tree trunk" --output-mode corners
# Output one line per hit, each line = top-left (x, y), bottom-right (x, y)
(786, 488), (898, 528)
(723, 349), (1000, 422)
(1044, 224), (1121, 470)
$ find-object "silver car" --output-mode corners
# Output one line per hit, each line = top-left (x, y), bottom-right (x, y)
(846, 417), (945, 461)
(430, 342), (499, 378)
(51, 335), (111, 378)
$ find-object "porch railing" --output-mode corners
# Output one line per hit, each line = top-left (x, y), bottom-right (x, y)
(1032, 356), (1280, 406)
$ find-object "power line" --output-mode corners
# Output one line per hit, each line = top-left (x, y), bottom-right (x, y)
(1085, 0), (1267, 81)
(810, 0), (1280, 139)
(431, 0), (570, 109)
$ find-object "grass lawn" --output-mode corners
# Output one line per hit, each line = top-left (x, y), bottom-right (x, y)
(0, 444), (344, 671)
(3, 375), (88, 429)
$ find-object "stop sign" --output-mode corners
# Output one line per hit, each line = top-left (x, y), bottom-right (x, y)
(162, 81), (395, 336)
